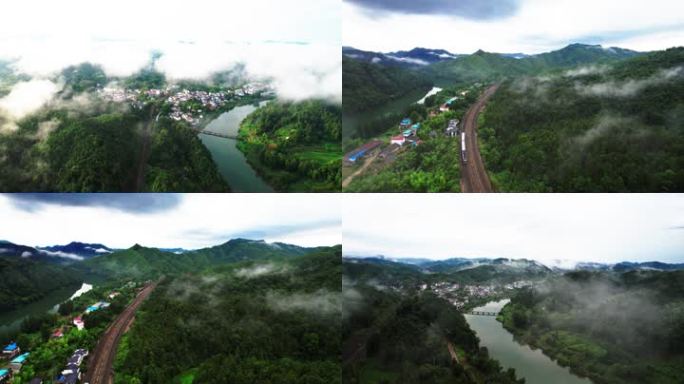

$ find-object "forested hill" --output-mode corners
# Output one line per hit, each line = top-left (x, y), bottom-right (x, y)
(343, 56), (432, 112)
(78, 239), (325, 279)
(238, 100), (342, 192)
(478, 47), (684, 192)
(0, 257), (82, 312)
(425, 43), (642, 84)
(115, 245), (342, 383)
(500, 270), (684, 383)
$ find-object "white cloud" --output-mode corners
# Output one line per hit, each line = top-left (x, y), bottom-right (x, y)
(0, 79), (59, 119)
(343, 194), (684, 264)
(0, 0), (341, 102)
(343, 0), (684, 53)
(0, 194), (341, 249)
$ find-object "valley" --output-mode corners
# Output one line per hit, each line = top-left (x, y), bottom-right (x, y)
(342, 43), (684, 192)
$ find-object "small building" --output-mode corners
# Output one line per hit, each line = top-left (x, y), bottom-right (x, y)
(57, 349), (88, 384)
(108, 292), (120, 299)
(2, 343), (19, 359)
(0, 369), (10, 383)
(390, 135), (406, 146)
(73, 316), (85, 331)
(10, 352), (29, 373)
(52, 329), (64, 339)
(399, 118), (412, 128)
(446, 119), (460, 137)
(85, 301), (110, 314)
(411, 123), (421, 134)
(402, 129), (413, 138)
(344, 141), (382, 164)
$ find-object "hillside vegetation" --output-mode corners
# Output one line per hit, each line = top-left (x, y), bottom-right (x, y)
(115, 246), (342, 384)
(343, 57), (432, 113)
(500, 270), (684, 383)
(478, 48), (684, 191)
(238, 100), (342, 191)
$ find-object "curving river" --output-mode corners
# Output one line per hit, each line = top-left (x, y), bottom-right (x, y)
(199, 102), (273, 193)
(0, 282), (93, 335)
(464, 300), (592, 384)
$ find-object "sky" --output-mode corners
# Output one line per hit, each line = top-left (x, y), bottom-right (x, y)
(0, 0), (341, 101)
(343, 0), (684, 54)
(343, 194), (684, 265)
(0, 194), (341, 249)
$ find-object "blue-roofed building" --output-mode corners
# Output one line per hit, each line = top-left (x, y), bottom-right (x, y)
(2, 342), (19, 359)
(0, 369), (10, 383)
(411, 123), (421, 132)
(10, 352), (29, 372)
(403, 129), (413, 138)
(400, 118), (412, 128)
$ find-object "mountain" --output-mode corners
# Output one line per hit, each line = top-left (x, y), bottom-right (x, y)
(0, 240), (40, 259)
(37, 241), (113, 259)
(78, 238), (317, 279)
(343, 56), (432, 112)
(386, 47), (460, 66)
(426, 43), (643, 84)
(0, 256), (82, 312)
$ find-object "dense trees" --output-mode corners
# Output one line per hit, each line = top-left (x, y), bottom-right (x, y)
(238, 100), (342, 191)
(342, 283), (524, 384)
(115, 247), (341, 384)
(479, 48), (684, 192)
(343, 57), (432, 113)
(500, 270), (684, 383)
(0, 257), (81, 311)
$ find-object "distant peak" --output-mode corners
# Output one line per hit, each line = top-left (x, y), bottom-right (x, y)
(131, 244), (143, 251)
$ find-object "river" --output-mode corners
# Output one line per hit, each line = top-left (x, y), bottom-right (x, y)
(0, 282), (93, 335)
(198, 102), (273, 192)
(343, 87), (431, 143)
(464, 300), (592, 384)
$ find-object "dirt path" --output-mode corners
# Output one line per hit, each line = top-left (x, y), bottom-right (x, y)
(342, 152), (379, 189)
(447, 341), (461, 365)
(83, 282), (157, 384)
(460, 84), (499, 193)
(134, 109), (159, 191)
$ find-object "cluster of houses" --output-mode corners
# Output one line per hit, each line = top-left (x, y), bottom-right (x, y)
(1, 342), (36, 383)
(99, 82), (272, 126)
(56, 349), (88, 384)
(423, 281), (516, 310)
(390, 118), (423, 147)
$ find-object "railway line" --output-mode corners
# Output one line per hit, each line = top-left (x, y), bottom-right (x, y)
(460, 84), (499, 193)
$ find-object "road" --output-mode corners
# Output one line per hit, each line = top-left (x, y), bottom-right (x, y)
(83, 282), (157, 384)
(342, 152), (379, 189)
(460, 84), (499, 193)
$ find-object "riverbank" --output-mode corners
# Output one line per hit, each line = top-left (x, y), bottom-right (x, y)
(464, 300), (592, 384)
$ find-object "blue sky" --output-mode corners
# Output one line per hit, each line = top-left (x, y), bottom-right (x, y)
(343, 194), (684, 265)
(344, 0), (684, 53)
(0, 194), (341, 249)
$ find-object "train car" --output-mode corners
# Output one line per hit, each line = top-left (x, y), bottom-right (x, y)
(461, 132), (467, 163)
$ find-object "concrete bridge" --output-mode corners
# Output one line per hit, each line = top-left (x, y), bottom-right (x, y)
(469, 311), (499, 316)
(198, 130), (239, 139)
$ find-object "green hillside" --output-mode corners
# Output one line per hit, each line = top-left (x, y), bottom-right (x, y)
(115, 246), (342, 383)
(78, 239), (315, 279)
(0, 257), (82, 311)
(478, 47), (684, 192)
(238, 100), (342, 192)
(500, 270), (684, 383)
(343, 56), (432, 113)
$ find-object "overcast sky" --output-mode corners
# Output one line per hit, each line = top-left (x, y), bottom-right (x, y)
(343, 194), (684, 265)
(0, 194), (341, 249)
(0, 0), (341, 101)
(343, 0), (684, 54)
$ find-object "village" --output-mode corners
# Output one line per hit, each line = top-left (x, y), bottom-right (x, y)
(422, 280), (533, 310)
(99, 82), (273, 127)
(342, 86), (478, 190)
(0, 282), (140, 384)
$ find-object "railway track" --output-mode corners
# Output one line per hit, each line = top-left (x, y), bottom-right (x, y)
(83, 282), (157, 384)
(460, 84), (499, 193)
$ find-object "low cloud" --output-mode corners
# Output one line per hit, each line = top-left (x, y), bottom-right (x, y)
(267, 289), (341, 315)
(575, 66), (683, 98)
(574, 114), (638, 146)
(0, 79), (60, 132)
(565, 65), (609, 77)
(235, 263), (289, 279)
(38, 249), (84, 261)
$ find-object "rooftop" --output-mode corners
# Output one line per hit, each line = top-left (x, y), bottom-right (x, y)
(11, 352), (29, 364)
(3, 342), (17, 351)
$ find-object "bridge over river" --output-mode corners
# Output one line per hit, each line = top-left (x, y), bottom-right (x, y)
(194, 128), (238, 140)
(469, 310), (500, 316)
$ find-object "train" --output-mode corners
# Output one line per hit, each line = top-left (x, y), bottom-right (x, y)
(461, 132), (467, 163)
